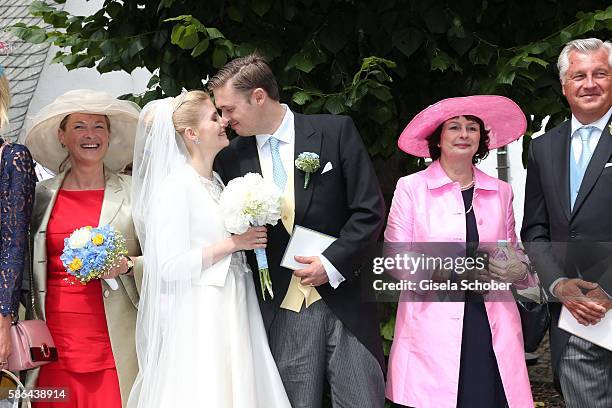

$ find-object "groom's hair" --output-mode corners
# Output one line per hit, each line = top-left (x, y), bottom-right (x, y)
(208, 54), (280, 101)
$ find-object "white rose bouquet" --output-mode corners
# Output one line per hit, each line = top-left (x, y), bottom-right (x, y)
(220, 173), (283, 300)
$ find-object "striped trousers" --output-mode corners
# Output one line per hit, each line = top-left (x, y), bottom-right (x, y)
(269, 300), (385, 408)
(559, 335), (612, 408)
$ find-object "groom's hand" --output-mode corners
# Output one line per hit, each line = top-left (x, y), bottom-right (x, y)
(585, 286), (612, 312)
(293, 256), (329, 287)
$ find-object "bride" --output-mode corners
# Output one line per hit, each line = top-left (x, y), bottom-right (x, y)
(128, 91), (291, 407)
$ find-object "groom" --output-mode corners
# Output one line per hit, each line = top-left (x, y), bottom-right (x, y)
(212, 55), (386, 407)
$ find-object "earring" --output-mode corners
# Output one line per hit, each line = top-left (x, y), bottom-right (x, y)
(61, 143), (65, 148)
(194, 137), (201, 145)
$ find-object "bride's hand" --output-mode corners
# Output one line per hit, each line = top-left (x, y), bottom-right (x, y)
(232, 226), (267, 251)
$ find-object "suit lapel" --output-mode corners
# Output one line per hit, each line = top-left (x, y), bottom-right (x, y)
(237, 136), (262, 176)
(572, 116), (612, 217)
(33, 176), (63, 237)
(551, 121), (572, 221)
(98, 170), (125, 227)
(293, 113), (322, 227)
(32, 174), (64, 295)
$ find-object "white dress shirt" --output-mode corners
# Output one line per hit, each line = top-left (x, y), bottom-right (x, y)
(551, 106), (612, 298)
(255, 105), (346, 289)
(570, 107), (612, 162)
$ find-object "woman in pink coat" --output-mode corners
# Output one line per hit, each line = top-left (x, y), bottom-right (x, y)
(385, 96), (536, 408)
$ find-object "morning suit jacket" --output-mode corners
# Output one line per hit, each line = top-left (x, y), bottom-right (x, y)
(216, 112), (386, 370)
(521, 114), (612, 376)
(26, 170), (142, 407)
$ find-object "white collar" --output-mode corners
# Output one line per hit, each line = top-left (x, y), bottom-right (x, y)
(570, 106), (612, 136)
(255, 104), (294, 148)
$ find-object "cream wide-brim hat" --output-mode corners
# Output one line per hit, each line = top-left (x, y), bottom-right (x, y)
(24, 89), (141, 173)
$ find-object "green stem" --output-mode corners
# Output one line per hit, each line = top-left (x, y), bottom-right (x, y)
(265, 269), (274, 299)
(259, 268), (267, 301)
(259, 268), (274, 300)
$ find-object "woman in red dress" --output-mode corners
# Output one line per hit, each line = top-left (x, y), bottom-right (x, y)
(24, 89), (142, 407)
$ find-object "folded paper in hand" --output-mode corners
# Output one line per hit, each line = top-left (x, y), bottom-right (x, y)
(281, 225), (336, 270)
(558, 306), (612, 351)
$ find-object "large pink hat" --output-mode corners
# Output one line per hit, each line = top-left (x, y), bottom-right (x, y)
(398, 95), (527, 158)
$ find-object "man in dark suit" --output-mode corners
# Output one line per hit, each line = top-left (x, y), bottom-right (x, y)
(521, 38), (612, 408)
(211, 55), (386, 408)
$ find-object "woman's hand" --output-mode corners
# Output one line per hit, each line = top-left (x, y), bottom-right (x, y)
(207, 227), (268, 265)
(0, 315), (12, 370)
(231, 226), (267, 251)
(104, 256), (131, 279)
(489, 247), (529, 284)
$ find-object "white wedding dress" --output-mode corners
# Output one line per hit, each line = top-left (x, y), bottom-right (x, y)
(128, 163), (291, 408)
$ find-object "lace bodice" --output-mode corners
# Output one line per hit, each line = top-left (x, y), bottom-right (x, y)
(197, 172), (224, 202)
(197, 172), (250, 274)
(0, 142), (37, 316)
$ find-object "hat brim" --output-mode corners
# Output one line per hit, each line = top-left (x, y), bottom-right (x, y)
(24, 90), (141, 174)
(397, 95), (527, 158)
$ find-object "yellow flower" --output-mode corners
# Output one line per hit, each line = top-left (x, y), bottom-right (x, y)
(68, 258), (83, 271)
(92, 234), (104, 246)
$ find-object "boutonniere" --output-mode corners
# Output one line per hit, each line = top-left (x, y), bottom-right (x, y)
(295, 152), (320, 189)
(608, 123), (612, 134)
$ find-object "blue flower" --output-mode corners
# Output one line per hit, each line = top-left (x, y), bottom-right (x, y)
(61, 224), (128, 284)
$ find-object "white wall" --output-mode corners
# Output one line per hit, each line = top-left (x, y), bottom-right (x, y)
(479, 141), (527, 236)
(479, 117), (550, 237)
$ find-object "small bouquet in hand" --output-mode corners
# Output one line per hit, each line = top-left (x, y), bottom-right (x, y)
(60, 225), (128, 290)
(220, 173), (282, 300)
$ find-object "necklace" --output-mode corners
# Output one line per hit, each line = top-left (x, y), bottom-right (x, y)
(466, 198), (474, 213)
(460, 177), (475, 191)
(463, 187), (475, 213)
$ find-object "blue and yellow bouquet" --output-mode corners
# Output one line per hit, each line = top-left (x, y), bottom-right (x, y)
(60, 225), (128, 290)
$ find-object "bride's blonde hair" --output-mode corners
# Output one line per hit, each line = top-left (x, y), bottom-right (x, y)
(0, 75), (10, 130)
(172, 90), (211, 136)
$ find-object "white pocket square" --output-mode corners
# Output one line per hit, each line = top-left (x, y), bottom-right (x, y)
(605, 163), (612, 168)
(322, 162), (333, 174)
